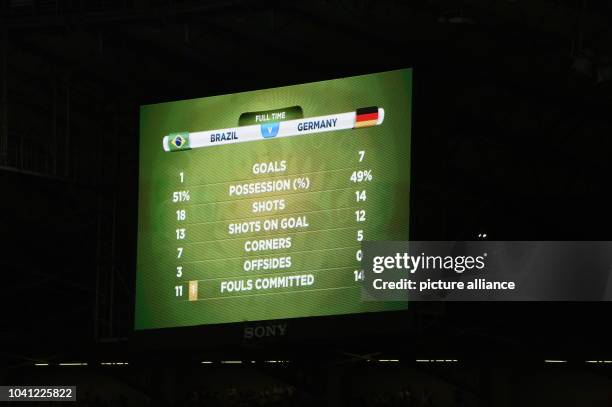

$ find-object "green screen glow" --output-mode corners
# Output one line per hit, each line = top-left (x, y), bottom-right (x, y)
(135, 69), (412, 329)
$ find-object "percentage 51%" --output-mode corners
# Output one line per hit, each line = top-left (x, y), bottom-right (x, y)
(172, 190), (191, 203)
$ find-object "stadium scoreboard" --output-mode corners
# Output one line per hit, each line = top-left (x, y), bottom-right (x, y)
(135, 69), (412, 330)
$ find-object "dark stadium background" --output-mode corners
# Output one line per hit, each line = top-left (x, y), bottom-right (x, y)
(1, 1), (611, 406)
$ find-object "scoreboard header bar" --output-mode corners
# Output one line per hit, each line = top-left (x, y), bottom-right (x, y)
(163, 107), (385, 152)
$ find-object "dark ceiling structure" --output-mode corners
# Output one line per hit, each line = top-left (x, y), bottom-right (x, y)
(2, 0), (611, 178)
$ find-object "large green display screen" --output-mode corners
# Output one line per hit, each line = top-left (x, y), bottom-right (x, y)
(135, 69), (412, 330)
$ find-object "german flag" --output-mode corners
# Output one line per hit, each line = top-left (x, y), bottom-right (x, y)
(354, 106), (379, 128)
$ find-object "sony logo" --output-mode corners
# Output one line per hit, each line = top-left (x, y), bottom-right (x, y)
(243, 323), (288, 340)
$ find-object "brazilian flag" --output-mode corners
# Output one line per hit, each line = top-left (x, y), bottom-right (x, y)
(166, 132), (191, 152)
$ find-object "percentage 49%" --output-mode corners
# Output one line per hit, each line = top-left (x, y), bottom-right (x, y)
(350, 170), (373, 183)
